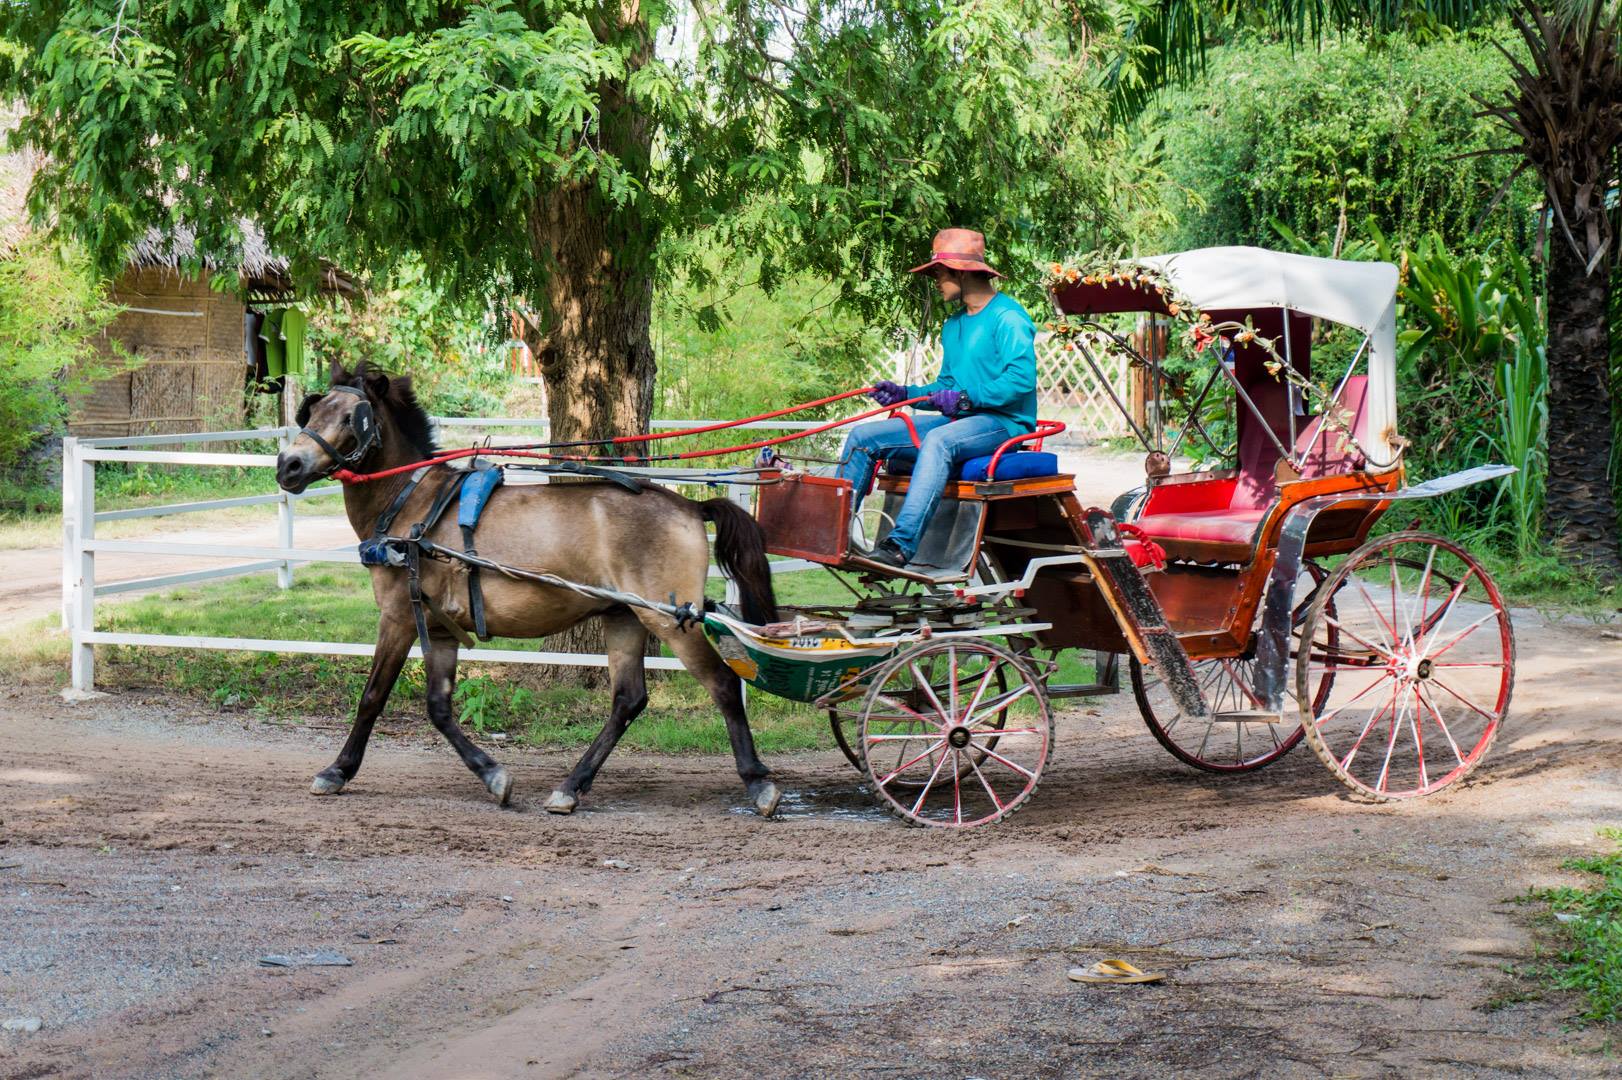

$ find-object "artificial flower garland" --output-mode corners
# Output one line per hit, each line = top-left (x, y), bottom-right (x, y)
(1039, 252), (1369, 463)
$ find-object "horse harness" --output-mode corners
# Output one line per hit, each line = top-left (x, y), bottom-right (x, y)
(356, 460), (648, 655)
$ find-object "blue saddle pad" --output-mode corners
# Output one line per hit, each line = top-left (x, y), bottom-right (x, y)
(457, 465), (505, 529)
(883, 449), (1059, 482)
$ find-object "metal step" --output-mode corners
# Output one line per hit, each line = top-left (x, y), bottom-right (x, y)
(1212, 710), (1289, 724)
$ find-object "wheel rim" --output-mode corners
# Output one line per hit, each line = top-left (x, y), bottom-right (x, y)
(858, 641), (1050, 827)
(1296, 533), (1513, 799)
(1131, 564), (1334, 773)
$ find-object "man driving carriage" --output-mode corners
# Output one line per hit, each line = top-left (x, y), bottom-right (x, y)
(837, 228), (1039, 568)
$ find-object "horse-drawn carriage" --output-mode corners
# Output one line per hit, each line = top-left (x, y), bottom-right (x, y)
(281, 246), (1514, 828)
(721, 246), (1515, 826)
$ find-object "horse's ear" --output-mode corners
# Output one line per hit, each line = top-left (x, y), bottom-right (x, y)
(295, 393), (323, 427)
(364, 369), (390, 398)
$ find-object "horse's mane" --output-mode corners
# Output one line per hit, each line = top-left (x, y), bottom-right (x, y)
(331, 361), (438, 457)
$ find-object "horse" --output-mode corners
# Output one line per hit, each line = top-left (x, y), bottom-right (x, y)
(274, 362), (784, 816)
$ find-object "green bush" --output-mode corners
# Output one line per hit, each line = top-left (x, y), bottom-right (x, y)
(1145, 32), (1537, 257)
(0, 236), (122, 483)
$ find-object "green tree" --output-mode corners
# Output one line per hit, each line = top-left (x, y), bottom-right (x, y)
(0, 0), (1132, 452)
(0, 236), (122, 486)
(1111, 0), (1622, 575)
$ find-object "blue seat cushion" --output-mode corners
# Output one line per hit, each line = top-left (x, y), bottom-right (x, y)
(959, 451), (1059, 481)
(883, 449), (1059, 482)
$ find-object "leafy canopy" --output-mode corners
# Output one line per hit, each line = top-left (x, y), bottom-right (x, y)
(0, 0), (1142, 324)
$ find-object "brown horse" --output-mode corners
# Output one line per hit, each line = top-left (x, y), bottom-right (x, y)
(274, 363), (784, 816)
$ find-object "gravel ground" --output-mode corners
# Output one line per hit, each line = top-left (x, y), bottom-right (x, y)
(1, 605), (1619, 1078)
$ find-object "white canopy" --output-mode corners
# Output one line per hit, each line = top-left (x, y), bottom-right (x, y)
(1134, 246), (1401, 469)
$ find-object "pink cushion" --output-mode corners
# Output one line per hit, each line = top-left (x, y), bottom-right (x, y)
(1296, 375), (1370, 477)
(1134, 507), (1268, 545)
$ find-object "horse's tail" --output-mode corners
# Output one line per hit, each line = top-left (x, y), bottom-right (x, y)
(700, 498), (779, 627)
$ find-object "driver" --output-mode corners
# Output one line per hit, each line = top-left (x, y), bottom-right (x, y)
(836, 228), (1038, 568)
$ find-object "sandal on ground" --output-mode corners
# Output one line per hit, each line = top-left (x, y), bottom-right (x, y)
(1066, 959), (1165, 985)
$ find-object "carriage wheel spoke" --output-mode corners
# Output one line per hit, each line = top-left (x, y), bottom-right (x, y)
(1352, 578), (1398, 653)
(877, 740), (948, 787)
(1416, 567), (1479, 654)
(966, 750), (1005, 812)
(1408, 688), (1429, 790)
(1375, 691), (1410, 793)
(1409, 545), (1439, 634)
(1416, 684), (1467, 766)
(1315, 671), (1391, 727)
(964, 683), (1034, 728)
(1390, 554), (1413, 647)
(952, 749), (963, 825)
(1322, 615), (1394, 661)
(1424, 611), (1500, 661)
(871, 692), (934, 726)
(967, 727), (1041, 738)
(977, 745), (1036, 780)
(1341, 684), (1398, 772)
(909, 743), (955, 815)
(1429, 674), (1499, 722)
(909, 663), (950, 724)
(959, 664), (998, 725)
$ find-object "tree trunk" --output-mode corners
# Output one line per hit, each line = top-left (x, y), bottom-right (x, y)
(1542, 228), (1621, 576)
(516, 13), (660, 685)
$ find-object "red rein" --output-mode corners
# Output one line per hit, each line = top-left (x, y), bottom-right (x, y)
(330, 387), (931, 485)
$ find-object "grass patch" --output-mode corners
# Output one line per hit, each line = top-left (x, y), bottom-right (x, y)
(1525, 829), (1622, 1026)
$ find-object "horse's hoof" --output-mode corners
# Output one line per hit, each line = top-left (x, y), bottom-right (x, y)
(484, 767), (514, 807)
(310, 772), (345, 796)
(750, 781), (782, 818)
(544, 790), (578, 815)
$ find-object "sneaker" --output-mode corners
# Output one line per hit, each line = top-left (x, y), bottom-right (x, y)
(867, 539), (909, 569)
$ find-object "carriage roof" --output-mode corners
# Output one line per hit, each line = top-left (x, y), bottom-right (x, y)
(1048, 245), (1401, 471)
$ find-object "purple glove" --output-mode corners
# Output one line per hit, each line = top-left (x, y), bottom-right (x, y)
(869, 380), (907, 407)
(928, 388), (969, 416)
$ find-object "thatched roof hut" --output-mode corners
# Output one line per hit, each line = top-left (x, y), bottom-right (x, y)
(126, 220), (359, 300)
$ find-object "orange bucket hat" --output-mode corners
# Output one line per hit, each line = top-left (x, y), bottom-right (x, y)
(908, 227), (1003, 278)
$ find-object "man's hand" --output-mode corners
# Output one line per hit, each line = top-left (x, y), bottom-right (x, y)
(869, 380), (907, 407)
(928, 389), (970, 416)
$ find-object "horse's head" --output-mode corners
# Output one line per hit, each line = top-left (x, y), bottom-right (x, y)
(276, 366), (391, 492)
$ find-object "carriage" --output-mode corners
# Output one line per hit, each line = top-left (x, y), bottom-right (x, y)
(717, 245), (1516, 827)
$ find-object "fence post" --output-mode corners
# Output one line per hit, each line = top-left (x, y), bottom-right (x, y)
(61, 437), (78, 630)
(277, 426), (295, 589)
(69, 442), (97, 691)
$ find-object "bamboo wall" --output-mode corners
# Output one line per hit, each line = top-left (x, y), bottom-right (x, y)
(71, 267), (248, 437)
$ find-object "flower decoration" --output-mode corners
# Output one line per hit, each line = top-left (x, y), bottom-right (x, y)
(1039, 250), (1373, 463)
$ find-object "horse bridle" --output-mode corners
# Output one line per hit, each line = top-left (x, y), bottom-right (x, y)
(298, 384), (381, 475)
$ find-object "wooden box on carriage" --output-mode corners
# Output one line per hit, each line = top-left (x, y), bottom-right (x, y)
(754, 471), (853, 565)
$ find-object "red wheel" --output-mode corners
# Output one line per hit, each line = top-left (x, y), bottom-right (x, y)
(830, 648), (1009, 778)
(858, 640), (1051, 827)
(1130, 563), (1337, 773)
(1296, 532), (1513, 800)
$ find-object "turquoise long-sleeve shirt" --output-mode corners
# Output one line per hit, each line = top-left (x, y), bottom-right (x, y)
(907, 291), (1038, 437)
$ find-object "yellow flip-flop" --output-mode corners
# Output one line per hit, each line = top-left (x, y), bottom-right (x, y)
(1067, 959), (1165, 984)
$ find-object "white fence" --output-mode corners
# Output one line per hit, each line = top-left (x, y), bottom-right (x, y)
(60, 418), (822, 693)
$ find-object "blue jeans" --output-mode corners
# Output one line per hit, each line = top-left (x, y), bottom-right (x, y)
(836, 413), (1010, 558)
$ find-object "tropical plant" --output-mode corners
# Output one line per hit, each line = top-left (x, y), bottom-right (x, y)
(1109, 0), (1622, 575)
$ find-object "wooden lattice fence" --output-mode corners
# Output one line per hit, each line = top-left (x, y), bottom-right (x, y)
(874, 330), (1134, 442)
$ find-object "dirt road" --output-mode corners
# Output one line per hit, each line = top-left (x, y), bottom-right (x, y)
(2, 608), (1619, 1079)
